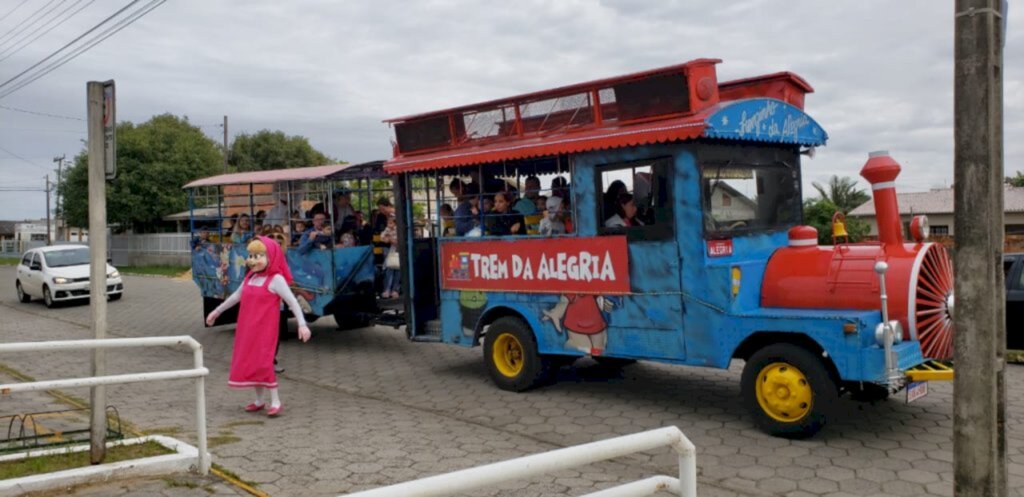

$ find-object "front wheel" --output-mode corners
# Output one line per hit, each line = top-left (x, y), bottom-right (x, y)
(741, 343), (838, 438)
(43, 285), (55, 308)
(16, 281), (30, 303)
(483, 317), (552, 392)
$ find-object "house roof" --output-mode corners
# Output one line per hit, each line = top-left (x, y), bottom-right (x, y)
(848, 185), (1024, 216)
(0, 221), (15, 236)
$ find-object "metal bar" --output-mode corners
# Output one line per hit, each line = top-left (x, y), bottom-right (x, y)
(581, 476), (680, 497)
(0, 369), (208, 393)
(0, 336), (201, 353)
(343, 426), (696, 497)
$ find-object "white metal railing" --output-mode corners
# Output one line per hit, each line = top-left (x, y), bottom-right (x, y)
(0, 336), (210, 474)
(344, 426), (697, 497)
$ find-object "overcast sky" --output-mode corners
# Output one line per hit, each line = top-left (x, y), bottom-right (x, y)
(1, 0), (1021, 222)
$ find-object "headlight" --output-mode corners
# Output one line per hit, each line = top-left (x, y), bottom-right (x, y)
(53, 277), (68, 285)
(874, 320), (904, 346)
(108, 270), (119, 278)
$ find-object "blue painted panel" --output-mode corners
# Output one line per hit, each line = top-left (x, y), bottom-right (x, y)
(703, 98), (828, 146)
(190, 244), (224, 297)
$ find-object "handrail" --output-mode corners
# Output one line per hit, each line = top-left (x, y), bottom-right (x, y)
(343, 426), (696, 497)
(0, 336), (210, 474)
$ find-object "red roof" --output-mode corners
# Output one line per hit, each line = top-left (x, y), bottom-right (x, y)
(183, 164), (351, 188)
(384, 111), (709, 173)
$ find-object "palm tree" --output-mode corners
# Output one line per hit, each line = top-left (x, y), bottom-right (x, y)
(812, 175), (870, 213)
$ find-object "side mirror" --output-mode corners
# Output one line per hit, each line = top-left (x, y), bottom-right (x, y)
(30, 263), (41, 271)
(107, 257), (113, 264)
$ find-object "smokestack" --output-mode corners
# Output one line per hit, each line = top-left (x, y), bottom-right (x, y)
(860, 151), (904, 247)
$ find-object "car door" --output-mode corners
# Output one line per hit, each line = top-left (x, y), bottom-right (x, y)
(21, 252), (42, 295)
(1006, 255), (1024, 351)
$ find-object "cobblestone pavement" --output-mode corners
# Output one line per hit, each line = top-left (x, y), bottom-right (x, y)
(1, 266), (1022, 497)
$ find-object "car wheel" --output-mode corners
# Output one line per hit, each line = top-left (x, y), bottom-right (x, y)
(16, 281), (31, 303)
(741, 343), (838, 438)
(483, 316), (553, 392)
(43, 285), (56, 308)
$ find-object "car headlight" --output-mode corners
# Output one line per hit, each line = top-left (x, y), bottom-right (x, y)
(108, 270), (119, 278)
(874, 320), (904, 346)
(53, 277), (69, 285)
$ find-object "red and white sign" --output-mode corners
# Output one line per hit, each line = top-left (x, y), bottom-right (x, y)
(707, 239), (733, 257)
(440, 236), (630, 294)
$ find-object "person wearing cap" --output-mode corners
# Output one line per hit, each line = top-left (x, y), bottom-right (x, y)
(332, 188), (355, 234)
(265, 192), (290, 229)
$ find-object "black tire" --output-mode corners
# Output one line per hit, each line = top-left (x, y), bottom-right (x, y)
(741, 343), (838, 438)
(43, 285), (55, 308)
(483, 317), (553, 392)
(333, 310), (370, 330)
(16, 281), (30, 303)
(847, 382), (891, 402)
(109, 293), (122, 301)
(593, 357), (638, 369)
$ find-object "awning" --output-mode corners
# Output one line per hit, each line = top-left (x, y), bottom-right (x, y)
(184, 163), (352, 189)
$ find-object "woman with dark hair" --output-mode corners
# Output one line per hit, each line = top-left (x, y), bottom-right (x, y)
(488, 191), (525, 236)
(604, 193), (643, 228)
(602, 180), (627, 223)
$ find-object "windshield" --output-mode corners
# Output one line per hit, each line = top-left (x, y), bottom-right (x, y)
(701, 162), (801, 237)
(42, 248), (91, 268)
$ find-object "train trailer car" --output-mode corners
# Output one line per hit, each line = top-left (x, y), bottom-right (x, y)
(385, 58), (954, 437)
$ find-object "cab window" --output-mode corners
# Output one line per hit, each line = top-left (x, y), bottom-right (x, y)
(597, 157), (672, 240)
(701, 162), (800, 237)
(21, 253), (32, 267)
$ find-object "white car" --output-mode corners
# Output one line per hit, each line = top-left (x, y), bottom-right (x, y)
(15, 245), (124, 308)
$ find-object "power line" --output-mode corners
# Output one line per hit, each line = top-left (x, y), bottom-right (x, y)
(0, 0), (96, 63)
(0, 0), (69, 51)
(0, 0), (61, 43)
(0, 143), (47, 170)
(0, 104), (85, 121)
(0, 0), (31, 24)
(0, 0), (166, 99)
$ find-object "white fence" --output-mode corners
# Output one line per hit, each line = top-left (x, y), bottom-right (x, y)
(109, 233), (191, 266)
(344, 426), (697, 497)
(0, 336), (210, 474)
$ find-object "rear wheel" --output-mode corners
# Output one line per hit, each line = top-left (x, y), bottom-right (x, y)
(43, 285), (55, 308)
(16, 281), (30, 303)
(484, 317), (552, 392)
(741, 343), (838, 438)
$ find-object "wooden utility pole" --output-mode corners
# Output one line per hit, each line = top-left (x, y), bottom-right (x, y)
(223, 115), (229, 173)
(86, 81), (109, 464)
(53, 155), (65, 241)
(953, 1), (1006, 496)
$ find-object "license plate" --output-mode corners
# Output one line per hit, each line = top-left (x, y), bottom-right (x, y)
(906, 381), (928, 403)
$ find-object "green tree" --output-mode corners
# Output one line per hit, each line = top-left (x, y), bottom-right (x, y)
(58, 114), (222, 232)
(229, 130), (332, 172)
(803, 197), (871, 244)
(1005, 171), (1024, 187)
(812, 175), (870, 214)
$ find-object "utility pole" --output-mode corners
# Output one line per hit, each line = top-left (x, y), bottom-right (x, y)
(223, 115), (229, 173)
(53, 155), (65, 241)
(44, 175), (51, 246)
(86, 81), (109, 465)
(953, 1), (1006, 496)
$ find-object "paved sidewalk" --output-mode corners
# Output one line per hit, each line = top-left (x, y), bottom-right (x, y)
(2, 267), (1023, 496)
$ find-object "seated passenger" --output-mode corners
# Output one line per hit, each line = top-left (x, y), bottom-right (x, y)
(231, 214), (253, 244)
(454, 184), (482, 236)
(538, 196), (566, 236)
(440, 203), (455, 236)
(290, 219), (307, 247)
(603, 180), (627, 221)
(604, 193), (644, 228)
(488, 191), (525, 236)
(551, 175), (571, 204)
(191, 227), (211, 251)
(298, 212), (334, 254)
(513, 175), (540, 215)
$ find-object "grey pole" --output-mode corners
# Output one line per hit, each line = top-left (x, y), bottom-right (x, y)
(953, 1), (1006, 496)
(86, 81), (108, 464)
(52, 155), (64, 241)
(223, 115), (229, 173)
(44, 175), (51, 246)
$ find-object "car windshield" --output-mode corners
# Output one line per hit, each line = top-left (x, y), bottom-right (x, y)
(42, 248), (91, 268)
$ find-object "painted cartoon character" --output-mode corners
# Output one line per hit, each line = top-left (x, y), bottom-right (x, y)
(542, 294), (616, 355)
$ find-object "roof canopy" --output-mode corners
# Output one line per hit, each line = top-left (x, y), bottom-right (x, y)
(183, 161), (386, 189)
(383, 59), (822, 174)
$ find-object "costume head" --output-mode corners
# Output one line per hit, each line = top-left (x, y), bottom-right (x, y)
(245, 236), (294, 284)
(546, 196), (562, 220)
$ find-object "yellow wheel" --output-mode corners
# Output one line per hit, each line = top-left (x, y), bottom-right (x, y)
(755, 362), (813, 422)
(492, 332), (525, 378)
(741, 343), (838, 438)
(484, 317), (553, 391)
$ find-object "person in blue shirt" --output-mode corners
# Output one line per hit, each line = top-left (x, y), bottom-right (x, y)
(454, 183), (481, 236)
(297, 212), (333, 254)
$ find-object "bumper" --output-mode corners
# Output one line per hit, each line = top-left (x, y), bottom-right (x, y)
(905, 360), (954, 382)
(51, 279), (124, 301)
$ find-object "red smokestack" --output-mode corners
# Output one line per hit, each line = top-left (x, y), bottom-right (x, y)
(860, 151), (904, 246)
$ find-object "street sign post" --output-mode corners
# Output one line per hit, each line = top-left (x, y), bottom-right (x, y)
(102, 80), (116, 180)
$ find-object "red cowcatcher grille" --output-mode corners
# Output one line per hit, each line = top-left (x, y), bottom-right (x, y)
(912, 244), (955, 359)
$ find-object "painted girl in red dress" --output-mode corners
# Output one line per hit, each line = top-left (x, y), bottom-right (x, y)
(206, 236), (311, 417)
(543, 294), (615, 355)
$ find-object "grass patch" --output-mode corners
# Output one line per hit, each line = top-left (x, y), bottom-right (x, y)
(211, 462), (259, 488)
(142, 426), (182, 436)
(208, 435), (241, 448)
(0, 441), (172, 480)
(0, 257), (19, 266)
(118, 266), (190, 277)
(222, 420), (264, 429)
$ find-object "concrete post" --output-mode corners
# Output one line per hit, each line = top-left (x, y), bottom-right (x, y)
(953, 1), (1006, 495)
(86, 81), (108, 464)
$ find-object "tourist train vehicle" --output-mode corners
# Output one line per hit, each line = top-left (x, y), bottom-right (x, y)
(382, 58), (954, 437)
(188, 58), (955, 437)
